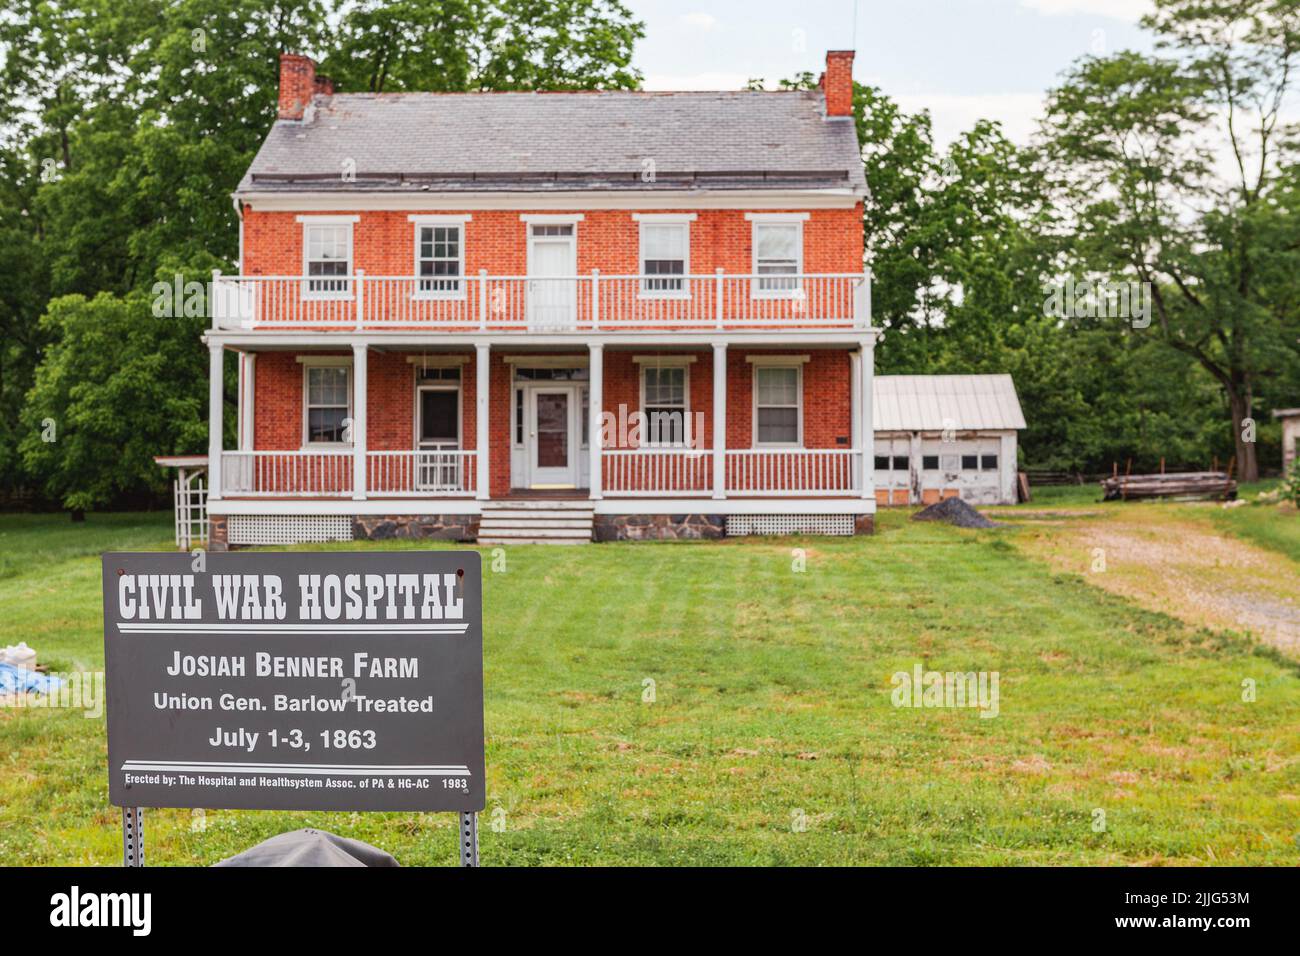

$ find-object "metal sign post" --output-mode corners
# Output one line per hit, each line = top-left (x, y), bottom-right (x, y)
(103, 551), (486, 867)
(459, 811), (479, 866)
(122, 807), (144, 867)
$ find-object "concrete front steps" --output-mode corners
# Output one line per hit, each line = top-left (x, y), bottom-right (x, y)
(477, 500), (594, 545)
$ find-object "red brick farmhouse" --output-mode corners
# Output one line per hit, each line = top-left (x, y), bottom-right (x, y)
(201, 50), (884, 546)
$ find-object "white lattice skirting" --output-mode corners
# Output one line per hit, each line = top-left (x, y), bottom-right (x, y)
(725, 514), (856, 536)
(226, 515), (355, 546)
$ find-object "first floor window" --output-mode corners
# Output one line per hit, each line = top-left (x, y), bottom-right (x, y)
(753, 221), (801, 294)
(304, 223), (352, 296)
(417, 224), (463, 295)
(643, 365), (687, 445)
(981, 454), (998, 470)
(922, 455), (940, 470)
(961, 454), (979, 470)
(754, 366), (800, 445)
(306, 366), (350, 443)
(640, 222), (688, 294)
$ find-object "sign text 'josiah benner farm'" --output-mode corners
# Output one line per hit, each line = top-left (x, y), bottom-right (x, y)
(102, 552), (484, 813)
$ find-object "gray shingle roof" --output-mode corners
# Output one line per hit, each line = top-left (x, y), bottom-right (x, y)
(874, 375), (1027, 432)
(239, 90), (866, 194)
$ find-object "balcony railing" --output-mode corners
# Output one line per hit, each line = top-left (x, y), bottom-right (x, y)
(211, 271), (870, 331)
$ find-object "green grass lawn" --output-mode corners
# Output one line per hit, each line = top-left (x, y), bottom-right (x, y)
(1, 510), (1297, 866)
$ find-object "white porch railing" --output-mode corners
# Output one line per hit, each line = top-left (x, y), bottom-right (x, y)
(221, 451), (353, 497)
(368, 450), (477, 496)
(602, 448), (713, 496)
(725, 449), (859, 496)
(212, 272), (870, 331)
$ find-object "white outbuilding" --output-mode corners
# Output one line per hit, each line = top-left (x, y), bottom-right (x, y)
(873, 375), (1027, 506)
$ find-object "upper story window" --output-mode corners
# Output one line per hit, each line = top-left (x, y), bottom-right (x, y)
(634, 214), (695, 297)
(748, 213), (807, 297)
(298, 216), (356, 298)
(412, 215), (470, 298)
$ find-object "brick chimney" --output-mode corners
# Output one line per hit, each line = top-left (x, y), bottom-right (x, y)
(820, 50), (855, 118)
(278, 53), (330, 120)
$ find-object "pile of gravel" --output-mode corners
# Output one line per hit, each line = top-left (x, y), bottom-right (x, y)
(910, 496), (999, 528)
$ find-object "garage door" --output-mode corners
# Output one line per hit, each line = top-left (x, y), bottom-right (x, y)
(919, 437), (1001, 505)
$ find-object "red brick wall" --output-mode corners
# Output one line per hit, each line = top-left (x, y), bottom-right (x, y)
(241, 207), (863, 277)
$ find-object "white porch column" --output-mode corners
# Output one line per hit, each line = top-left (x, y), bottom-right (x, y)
(475, 344), (490, 500)
(588, 343), (603, 499)
(351, 343), (368, 500)
(712, 342), (727, 499)
(859, 340), (874, 500)
(207, 342), (224, 501)
(238, 353), (256, 451)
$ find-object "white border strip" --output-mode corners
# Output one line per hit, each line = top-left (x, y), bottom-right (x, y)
(117, 623), (469, 635)
(122, 760), (470, 776)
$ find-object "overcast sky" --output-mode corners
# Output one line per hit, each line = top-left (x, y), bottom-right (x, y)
(627, 0), (1157, 146)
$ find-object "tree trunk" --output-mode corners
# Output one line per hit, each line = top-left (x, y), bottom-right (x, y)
(1227, 389), (1259, 483)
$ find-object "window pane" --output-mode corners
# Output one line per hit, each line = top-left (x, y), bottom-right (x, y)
(644, 367), (685, 407)
(757, 407), (798, 444)
(755, 223), (798, 260)
(922, 455), (939, 470)
(892, 456), (908, 471)
(961, 455), (979, 470)
(419, 390), (459, 443)
(981, 454), (998, 470)
(308, 407), (347, 443)
(756, 367), (798, 405)
(308, 367), (348, 405)
(646, 408), (685, 445)
(874, 455), (890, 470)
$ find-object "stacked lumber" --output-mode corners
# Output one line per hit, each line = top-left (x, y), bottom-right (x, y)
(1100, 471), (1237, 501)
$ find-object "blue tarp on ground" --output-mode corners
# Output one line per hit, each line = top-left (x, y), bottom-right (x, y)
(0, 663), (62, 695)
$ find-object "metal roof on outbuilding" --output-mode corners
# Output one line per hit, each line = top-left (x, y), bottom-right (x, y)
(873, 375), (1027, 432)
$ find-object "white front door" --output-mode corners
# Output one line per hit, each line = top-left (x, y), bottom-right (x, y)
(529, 387), (577, 487)
(528, 225), (577, 330)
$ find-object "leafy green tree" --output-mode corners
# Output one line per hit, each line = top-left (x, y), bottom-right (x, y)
(19, 263), (229, 512)
(1040, 0), (1300, 481)
(321, 0), (644, 92)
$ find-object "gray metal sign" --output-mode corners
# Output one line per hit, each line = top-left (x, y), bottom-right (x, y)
(102, 551), (484, 814)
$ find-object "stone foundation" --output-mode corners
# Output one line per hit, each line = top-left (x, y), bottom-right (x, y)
(353, 514), (479, 542)
(594, 513), (725, 541)
(208, 516), (228, 551)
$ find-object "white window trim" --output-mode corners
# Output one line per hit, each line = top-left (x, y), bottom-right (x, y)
(298, 216), (357, 302)
(300, 357), (354, 449)
(636, 217), (693, 300)
(411, 218), (469, 301)
(749, 215), (805, 301)
(520, 214), (585, 224)
(639, 362), (692, 448)
(752, 363), (804, 448)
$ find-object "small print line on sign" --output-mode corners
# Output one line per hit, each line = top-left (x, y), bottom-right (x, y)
(121, 760), (470, 776)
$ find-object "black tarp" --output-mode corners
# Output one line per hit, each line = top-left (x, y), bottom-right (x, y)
(214, 829), (399, 867)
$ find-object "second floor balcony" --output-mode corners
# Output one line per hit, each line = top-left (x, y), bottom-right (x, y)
(210, 270), (871, 333)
